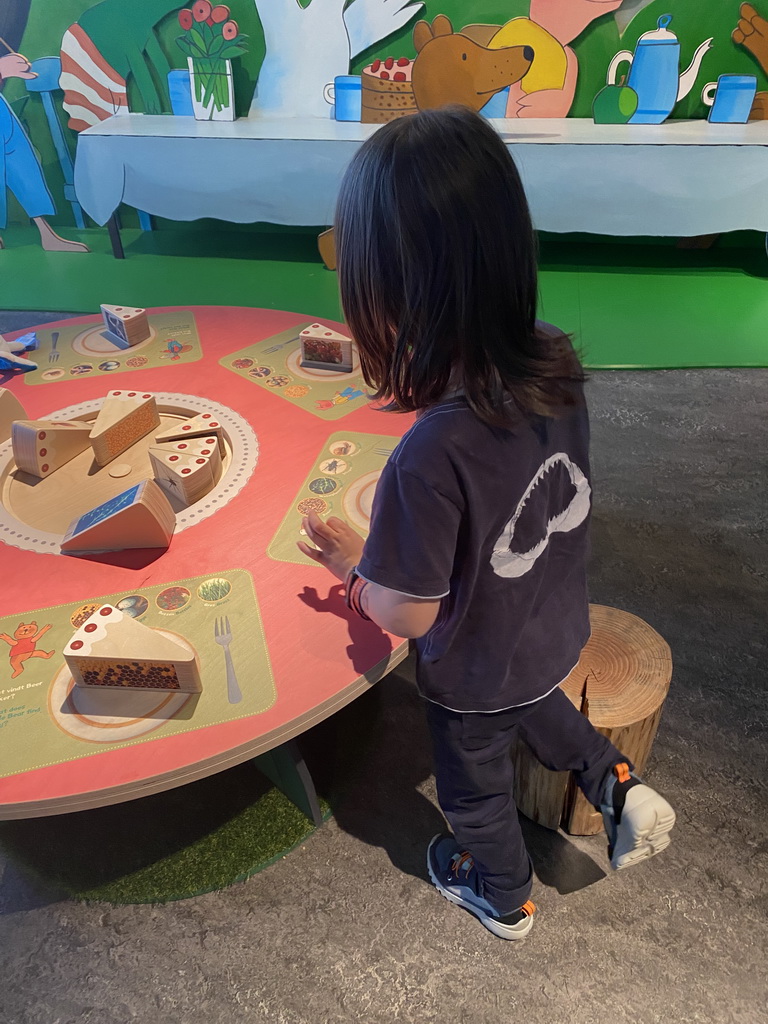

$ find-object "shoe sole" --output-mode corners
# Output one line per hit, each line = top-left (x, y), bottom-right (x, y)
(610, 787), (676, 870)
(426, 837), (534, 941)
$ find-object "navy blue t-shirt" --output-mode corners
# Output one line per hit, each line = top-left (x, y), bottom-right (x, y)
(357, 385), (592, 713)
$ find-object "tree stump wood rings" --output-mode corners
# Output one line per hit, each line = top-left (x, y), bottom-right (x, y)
(512, 605), (673, 836)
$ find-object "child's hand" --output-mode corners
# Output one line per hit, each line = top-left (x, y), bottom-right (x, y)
(298, 512), (365, 581)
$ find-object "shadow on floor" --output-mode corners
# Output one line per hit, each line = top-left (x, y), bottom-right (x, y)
(302, 665), (607, 898)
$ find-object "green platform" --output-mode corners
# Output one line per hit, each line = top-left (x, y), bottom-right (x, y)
(1, 225), (767, 368)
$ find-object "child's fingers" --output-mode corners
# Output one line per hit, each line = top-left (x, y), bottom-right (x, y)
(326, 515), (350, 532)
(297, 540), (325, 563)
(304, 512), (338, 541)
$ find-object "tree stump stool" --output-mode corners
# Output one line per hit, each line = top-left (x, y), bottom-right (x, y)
(512, 604), (672, 836)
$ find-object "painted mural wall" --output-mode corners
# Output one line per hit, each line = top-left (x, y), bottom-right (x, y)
(2, 0), (767, 228)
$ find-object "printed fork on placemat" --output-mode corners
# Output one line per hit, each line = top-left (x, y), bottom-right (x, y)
(48, 331), (60, 363)
(214, 615), (242, 704)
(264, 335), (301, 354)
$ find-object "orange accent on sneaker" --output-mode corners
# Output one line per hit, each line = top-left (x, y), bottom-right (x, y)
(615, 763), (631, 784)
(451, 852), (475, 878)
(521, 900), (536, 917)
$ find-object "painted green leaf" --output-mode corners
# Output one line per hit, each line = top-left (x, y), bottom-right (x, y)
(219, 45), (247, 60)
(189, 28), (208, 55)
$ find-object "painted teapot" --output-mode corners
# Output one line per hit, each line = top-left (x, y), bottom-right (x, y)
(607, 14), (713, 124)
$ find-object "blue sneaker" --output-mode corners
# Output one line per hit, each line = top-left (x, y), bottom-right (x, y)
(426, 834), (535, 940)
(600, 763), (676, 870)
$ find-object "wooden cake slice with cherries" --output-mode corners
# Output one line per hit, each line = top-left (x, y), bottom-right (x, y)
(63, 603), (201, 692)
(12, 419), (92, 478)
(155, 412), (225, 457)
(89, 390), (160, 466)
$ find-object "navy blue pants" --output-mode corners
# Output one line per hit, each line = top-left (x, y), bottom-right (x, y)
(425, 686), (630, 915)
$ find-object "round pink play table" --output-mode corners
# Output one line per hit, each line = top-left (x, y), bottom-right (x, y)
(0, 306), (412, 819)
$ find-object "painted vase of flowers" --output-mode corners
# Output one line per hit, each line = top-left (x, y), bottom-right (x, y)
(177, 2), (248, 121)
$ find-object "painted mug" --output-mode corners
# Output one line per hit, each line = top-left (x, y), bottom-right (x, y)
(702, 74), (757, 124)
(323, 75), (362, 122)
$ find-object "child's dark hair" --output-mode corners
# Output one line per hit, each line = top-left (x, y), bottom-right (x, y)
(335, 105), (584, 426)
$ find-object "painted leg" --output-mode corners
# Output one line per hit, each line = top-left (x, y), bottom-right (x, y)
(29, 649), (55, 660)
(107, 215), (125, 259)
(10, 654), (27, 678)
(0, 97), (88, 253)
(127, 48), (163, 114)
(144, 34), (172, 110)
(253, 738), (324, 827)
(33, 217), (89, 253)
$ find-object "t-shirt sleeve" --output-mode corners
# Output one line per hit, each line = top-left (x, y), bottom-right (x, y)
(356, 462), (461, 599)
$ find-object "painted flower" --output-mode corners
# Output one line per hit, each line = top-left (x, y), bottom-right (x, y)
(222, 19), (239, 40)
(178, 8), (193, 30)
(192, 0), (212, 23)
(211, 5), (230, 23)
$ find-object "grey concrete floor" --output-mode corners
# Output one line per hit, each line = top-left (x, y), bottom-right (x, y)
(0, 312), (766, 1024)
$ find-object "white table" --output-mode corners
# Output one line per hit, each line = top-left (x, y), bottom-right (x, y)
(73, 115), (768, 252)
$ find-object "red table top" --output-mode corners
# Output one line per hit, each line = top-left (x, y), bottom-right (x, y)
(0, 306), (412, 817)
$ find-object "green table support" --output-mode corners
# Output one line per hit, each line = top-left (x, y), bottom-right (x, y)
(253, 739), (324, 827)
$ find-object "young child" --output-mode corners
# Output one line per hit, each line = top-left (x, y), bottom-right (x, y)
(298, 106), (675, 941)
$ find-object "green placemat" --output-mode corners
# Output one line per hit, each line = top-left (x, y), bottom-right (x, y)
(220, 323), (371, 420)
(0, 570), (275, 780)
(268, 431), (399, 566)
(24, 311), (202, 385)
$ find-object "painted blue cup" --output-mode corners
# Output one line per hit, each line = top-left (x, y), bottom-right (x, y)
(168, 69), (194, 116)
(324, 76), (362, 122)
(702, 75), (757, 124)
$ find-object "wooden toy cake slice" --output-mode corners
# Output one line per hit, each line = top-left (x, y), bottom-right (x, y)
(64, 603), (201, 692)
(100, 304), (151, 347)
(299, 323), (354, 372)
(149, 446), (218, 506)
(12, 419), (92, 478)
(154, 435), (222, 477)
(0, 388), (26, 445)
(155, 412), (225, 456)
(61, 478), (175, 553)
(89, 390), (160, 466)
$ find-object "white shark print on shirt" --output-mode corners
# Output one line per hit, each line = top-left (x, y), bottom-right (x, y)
(490, 452), (591, 578)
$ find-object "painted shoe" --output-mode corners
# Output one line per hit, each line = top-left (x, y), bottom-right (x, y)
(426, 834), (535, 941)
(600, 763), (676, 870)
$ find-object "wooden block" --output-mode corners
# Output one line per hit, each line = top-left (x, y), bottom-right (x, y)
(61, 478), (175, 553)
(11, 419), (92, 478)
(155, 436), (222, 479)
(149, 446), (218, 506)
(64, 603), (201, 692)
(155, 412), (225, 456)
(89, 390), (160, 466)
(100, 305), (151, 347)
(0, 388), (26, 445)
(299, 323), (354, 372)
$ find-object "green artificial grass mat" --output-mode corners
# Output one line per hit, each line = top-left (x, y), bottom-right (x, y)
(1, 225), (767, 367)
(0, 689), (380, 906)
(0, 762), (329, 905)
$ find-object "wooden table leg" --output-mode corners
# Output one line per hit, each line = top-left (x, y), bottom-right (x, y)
(107, 214), (125, 260)
(253, 738), (324, 827)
